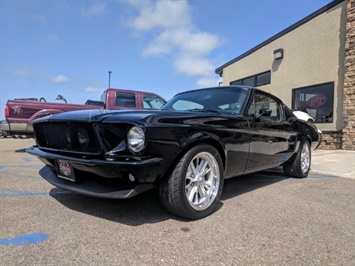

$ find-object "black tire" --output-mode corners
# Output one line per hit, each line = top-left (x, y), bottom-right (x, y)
(283, 141), (311, 178)
(158, 144), (224, 220)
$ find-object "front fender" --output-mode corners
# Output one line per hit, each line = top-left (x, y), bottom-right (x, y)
(147, 129), (226, 182)
(180, 131), (222, 151)
(178, 131), (227, 170)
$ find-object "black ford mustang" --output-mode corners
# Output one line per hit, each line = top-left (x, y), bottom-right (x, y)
(27, 86), (321, 219)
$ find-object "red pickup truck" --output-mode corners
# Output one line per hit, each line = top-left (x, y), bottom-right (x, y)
(1, 88), (166, 137)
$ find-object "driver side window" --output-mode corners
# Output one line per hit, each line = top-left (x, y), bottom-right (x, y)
(247, 92), (280, 120)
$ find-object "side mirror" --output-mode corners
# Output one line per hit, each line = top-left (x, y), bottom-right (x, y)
(259, 108), (272, 117)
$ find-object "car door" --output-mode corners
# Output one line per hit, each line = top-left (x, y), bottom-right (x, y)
(244, 91), (296, 173)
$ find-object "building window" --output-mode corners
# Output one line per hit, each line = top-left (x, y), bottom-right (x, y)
(243, 76), (255, 86)
(230, 70), (271, 87)
(292, 82), (334, 123)
(256, 71), (271, 86)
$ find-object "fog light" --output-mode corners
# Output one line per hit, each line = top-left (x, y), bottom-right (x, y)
(129, 173), (135, 182)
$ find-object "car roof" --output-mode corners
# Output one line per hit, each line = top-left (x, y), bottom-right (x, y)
(172, 86), (285, 106)
(175, 85), (254, 96)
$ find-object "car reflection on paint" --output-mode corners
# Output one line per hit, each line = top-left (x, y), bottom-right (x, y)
(27, 86), (322, 220)
(293, 109), (322, 146)
(293, 110), (315, 122)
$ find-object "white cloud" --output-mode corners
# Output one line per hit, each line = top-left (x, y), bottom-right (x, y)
(81, 3), (107, 17)
(46, 34), (59, 42)
(13, 67), (45, 79)
(52, 75), (70, 83)
(128, 0), (190, 31)
(142, 27), (221, 58)
(14, 67), (32, 77)
(54, 2), (71, 10)
(84, 87), (102, 93)
(197, 76), (222, 88)
(126, 0), (223, 85)
(180, 31), (221, 56)
(173, 57), (215, 77)
(32, 15), (47, 23)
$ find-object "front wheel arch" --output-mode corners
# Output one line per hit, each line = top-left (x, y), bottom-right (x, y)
(158, 144), (225, 220)
(172, 138), (226, 175)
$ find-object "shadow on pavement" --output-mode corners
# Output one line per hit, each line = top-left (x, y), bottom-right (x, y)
(15, 148), (28, 153)
(49, 188), (178, 225)
(221, 169), (288, 201)
(49, 169), (290, 225)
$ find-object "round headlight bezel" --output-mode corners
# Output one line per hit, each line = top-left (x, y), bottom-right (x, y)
(77, 128), (89, 148)
(127, 126), (145, 153)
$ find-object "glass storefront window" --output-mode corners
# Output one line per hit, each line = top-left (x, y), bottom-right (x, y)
(292, 82), (334, 123)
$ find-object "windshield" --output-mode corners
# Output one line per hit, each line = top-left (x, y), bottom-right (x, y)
(162, 87), (248, 115)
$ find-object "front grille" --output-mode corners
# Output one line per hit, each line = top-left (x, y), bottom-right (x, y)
(95, 123), (129, 152)
(34, 122), (102, 154)
(34, 122), (131, 156)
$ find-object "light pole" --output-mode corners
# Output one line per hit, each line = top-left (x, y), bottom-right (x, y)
(108, 71), (112, 88)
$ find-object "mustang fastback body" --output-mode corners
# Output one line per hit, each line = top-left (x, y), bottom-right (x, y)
(27, 86), (321, 219)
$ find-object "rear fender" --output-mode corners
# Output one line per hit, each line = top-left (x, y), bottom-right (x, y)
(283, 136), (312, 165)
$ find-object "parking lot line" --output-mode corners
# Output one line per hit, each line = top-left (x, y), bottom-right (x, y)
(0, 233), (48, 246)
(0, 189), (71, 197)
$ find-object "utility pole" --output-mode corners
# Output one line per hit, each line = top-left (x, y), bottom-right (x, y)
(108, 71), (112, 88)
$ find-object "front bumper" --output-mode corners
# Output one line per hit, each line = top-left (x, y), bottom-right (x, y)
(27, 146), (165, 199)
(38, 166), (155, 199)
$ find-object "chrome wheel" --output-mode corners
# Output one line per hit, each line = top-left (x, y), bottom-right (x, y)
(301, 142), (310, 174)
(283, 140), (311, 178)
(159, 144), (224, 219)
(185, 152), (220, 211)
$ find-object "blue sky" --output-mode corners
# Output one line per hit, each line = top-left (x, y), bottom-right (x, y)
(1, 0), (331, 120)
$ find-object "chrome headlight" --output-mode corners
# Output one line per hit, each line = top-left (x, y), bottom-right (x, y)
(127, 126), (145, 153)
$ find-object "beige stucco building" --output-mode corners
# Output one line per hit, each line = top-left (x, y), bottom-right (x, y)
(215, 0), (354, 150)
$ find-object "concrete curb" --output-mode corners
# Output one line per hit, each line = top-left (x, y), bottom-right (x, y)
(311, 149), (355, 179)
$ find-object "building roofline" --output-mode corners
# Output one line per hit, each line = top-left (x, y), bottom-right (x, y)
(215, 0), (345, 75)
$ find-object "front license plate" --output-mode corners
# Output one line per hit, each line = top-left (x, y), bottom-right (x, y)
(57, 160), (75, 182)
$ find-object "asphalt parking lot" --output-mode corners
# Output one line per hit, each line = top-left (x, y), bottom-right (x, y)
(1, 138), (354, 265)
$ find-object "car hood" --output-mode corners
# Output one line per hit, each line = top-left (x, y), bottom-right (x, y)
(33, 109), (159, 123)
(33, 109), (242, 126)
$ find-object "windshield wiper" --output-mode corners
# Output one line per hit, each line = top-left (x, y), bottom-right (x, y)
(187, 108), (221, 114)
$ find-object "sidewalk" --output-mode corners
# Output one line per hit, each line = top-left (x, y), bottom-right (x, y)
(311, 149), (355, 179)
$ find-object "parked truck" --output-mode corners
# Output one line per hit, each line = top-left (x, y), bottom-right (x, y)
(1, 88), (166, 137)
